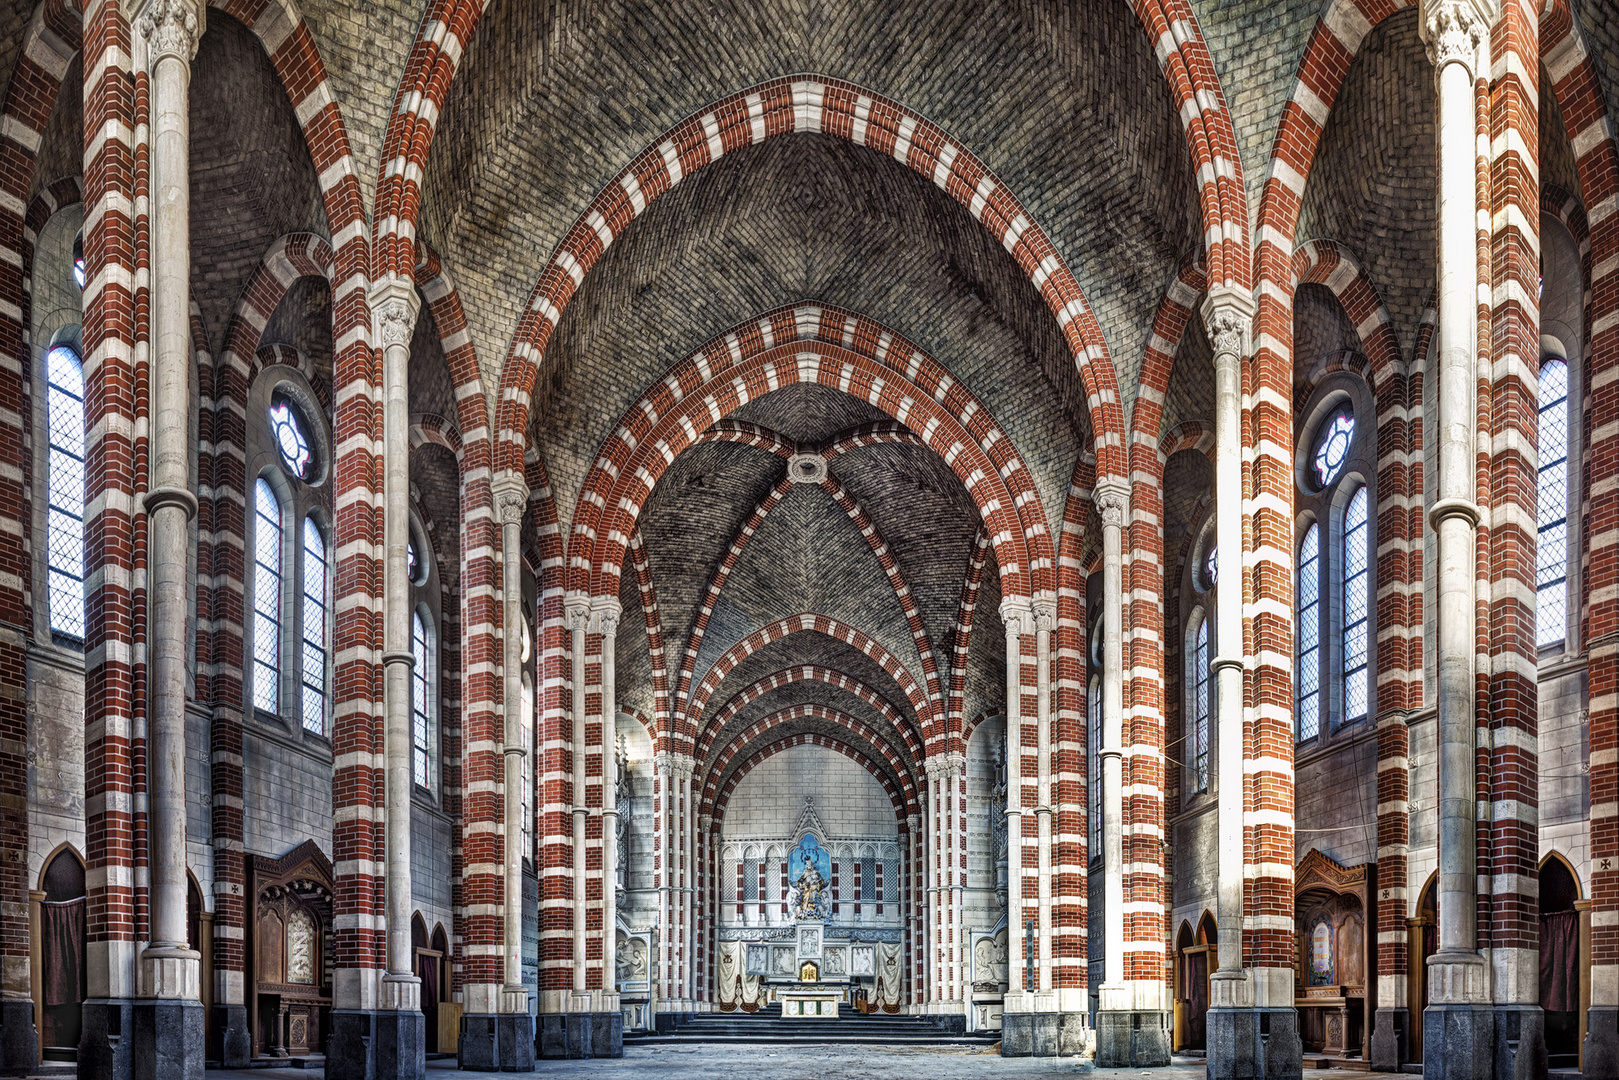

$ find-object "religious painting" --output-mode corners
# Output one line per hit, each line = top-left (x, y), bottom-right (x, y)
(1310, 919), (1334, 985)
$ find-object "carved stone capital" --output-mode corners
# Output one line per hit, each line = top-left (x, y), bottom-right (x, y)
(1422, 0), (1485, 77)
(1031, 596), (1057, 635)
(998, 596), (1033, 638)
(1093, 481), (1130, 529)
(593, 595), (623, 639)
(369, 279), (421, 351)
(563, 592), (593, 633)
(136, 0), (203, 66)
(493, 474), (529, 527)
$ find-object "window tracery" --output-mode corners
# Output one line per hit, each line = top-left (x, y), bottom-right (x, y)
(45, 345), (86, 641)
(1538, 356), (1570, 648)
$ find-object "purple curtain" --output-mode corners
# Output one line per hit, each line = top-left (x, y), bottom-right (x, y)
(417, 954), (439, 1008)
(1540, 911), (1579, 1013)
(40, 898), (85, 1007)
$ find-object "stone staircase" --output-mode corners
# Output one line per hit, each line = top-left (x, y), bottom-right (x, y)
(626, 1004), (1001, 1046)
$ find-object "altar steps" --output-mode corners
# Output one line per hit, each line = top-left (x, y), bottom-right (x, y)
(626, 1005), (999, 1047)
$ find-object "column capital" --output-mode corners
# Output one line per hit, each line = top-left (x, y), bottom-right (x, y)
(1030, 594), (1057, 633)
(998, 596), (1034, 636)
(1092, 480), (1130, 528)
(131, 0), (203, 66)
(654, 750), (696, 779)
(1199, 285), (1257, 362)
(924, 750), (966, 778)
(369, 277), (421, 350)
(1420, 0), (1494, 78)
(563, 591), (592, 632)
(492, 473), (529, 526)
(593, 595), (623, 639)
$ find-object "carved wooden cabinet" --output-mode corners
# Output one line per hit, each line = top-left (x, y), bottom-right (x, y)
(1294, 850), (1375, 1063)
(250, 842), (335, 1059)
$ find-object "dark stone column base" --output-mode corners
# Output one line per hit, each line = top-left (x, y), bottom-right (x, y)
(0, 998), (39, 1075)
(536, 1013), (620, 1059)
(327, 1009), (425, 1080)
(1206, 1006), (1302, 1080)
(929, 1012), (967, 1036)
(1422, 1004), (1493, 1080)
(1492, 1004), (1545, 1080)
(1585, 1007), (1619, 1080)
(1000, 1012), (1091, 1057)
(209, 1003), (251, 1068)
(1371, 1006), (1409, 1071)
(1093, 1009), (1172, 1066)
(80, 999), (134, 1080)
(131, 998), (204, 1080)
(457, 1013), (535, 1071)
(653, 1010), (679, 1034)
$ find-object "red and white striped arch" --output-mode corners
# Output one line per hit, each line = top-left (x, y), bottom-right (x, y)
(708, 732), (911, 824)
(695, 663), (923, 765)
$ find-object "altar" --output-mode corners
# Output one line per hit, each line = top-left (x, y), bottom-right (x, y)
(779, 989), (841, 1018)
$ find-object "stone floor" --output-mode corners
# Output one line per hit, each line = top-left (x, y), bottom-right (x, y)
(199, 1049), (1362, 1079)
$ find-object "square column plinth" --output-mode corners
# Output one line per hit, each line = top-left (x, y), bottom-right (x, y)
(1206, 1007), (1302, 1080)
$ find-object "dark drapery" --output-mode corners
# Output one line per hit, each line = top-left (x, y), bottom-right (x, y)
(1540, 910), (1579, 1013)
(417, 953), (439, 1007)
(40, 898), (85, 1007)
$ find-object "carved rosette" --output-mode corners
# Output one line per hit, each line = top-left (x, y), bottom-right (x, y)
(1425, 2), (1482, 77)
(139, 0), (201, 66)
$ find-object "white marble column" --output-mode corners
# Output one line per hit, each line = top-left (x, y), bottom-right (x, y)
(999, 598), (1032, 1001)
(135, 0), (204, 1008)
(1420, 0), (1491, 1012)
(1094, 482), (1129, 1013)
(653, 751), (675, 1003)
(564, 593), (592, 1002)
(495, 477), (531, 1015)
(371, 279), (422, 1016)
(680, 760), (696, 1009)
(1203, 292), (1254, 1012)
(1033, 598), (1056, 993)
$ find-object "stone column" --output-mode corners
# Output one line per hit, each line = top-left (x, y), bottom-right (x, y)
(367, 278), (426, 1080)
(460, 476), (534, 1070)
(561, 593), (593, 1054)
(680, 760), (695, 1014)
(131, 4), (205, 1078)
(1033, 599), (1056, 996)
(594, 598), (624, 1050)
(1419, 4), (1495, 1078)
(1001, 596), (1053, 1054)
(947, 751), (967, 1020)
(1092, 480), (1165, 1064)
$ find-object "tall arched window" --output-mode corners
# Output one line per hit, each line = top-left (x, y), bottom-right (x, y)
(45, 345), (86, 640)
(1537, 356), (1570, 648)
(1088, 674), (1101, 855)
(1297, 523), (1321, 742)
(1342, 487), (1370, 725)
(252, 478), (283, 715)
(412, 610), (433, 789)
(1190, 615), (1211, 791)
(301, 517), (328, 734)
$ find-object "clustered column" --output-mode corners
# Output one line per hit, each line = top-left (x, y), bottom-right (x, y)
(595, 596), (622, 1026)
(131, 2), (206, 1077)
(999, 598), (1031, 1010)
(1420, 3), (1494, 1077)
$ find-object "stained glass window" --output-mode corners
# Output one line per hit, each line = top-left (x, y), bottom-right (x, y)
(72, 234), (85, 291)
(301, 517), (328, 734)
(1538, 357), (1570, 648)
(269, 399), (312, 479)
(412, 610), (432, 788)
(1205, 545), (1218, 590)
(1297, 523), (1321, 742)
(45, 346), (86, 640)
(1192, 616), (1211, 791)
(1343, 486), (1370, 725)
(1312, 409), (1355, 488)
(253, 478), (282, 715)
(407, 538), (420, 584)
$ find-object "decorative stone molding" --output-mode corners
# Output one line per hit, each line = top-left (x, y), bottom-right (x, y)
(135, 0), (203, 66)
(786, 452), (828, 485)
(1422, 0), (1485, 77)
(1031, 596), (1057, 635)
(1093, 481), (1130, 529)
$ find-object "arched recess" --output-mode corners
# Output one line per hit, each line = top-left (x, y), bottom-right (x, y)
(489, 77), (1127, 485)
(685, 616), (933, 756)
(565, 304), (1052, 607)
(700, 704), (921, 813)
(708, 733), (914, 823)
(697, 665), (923, 765)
